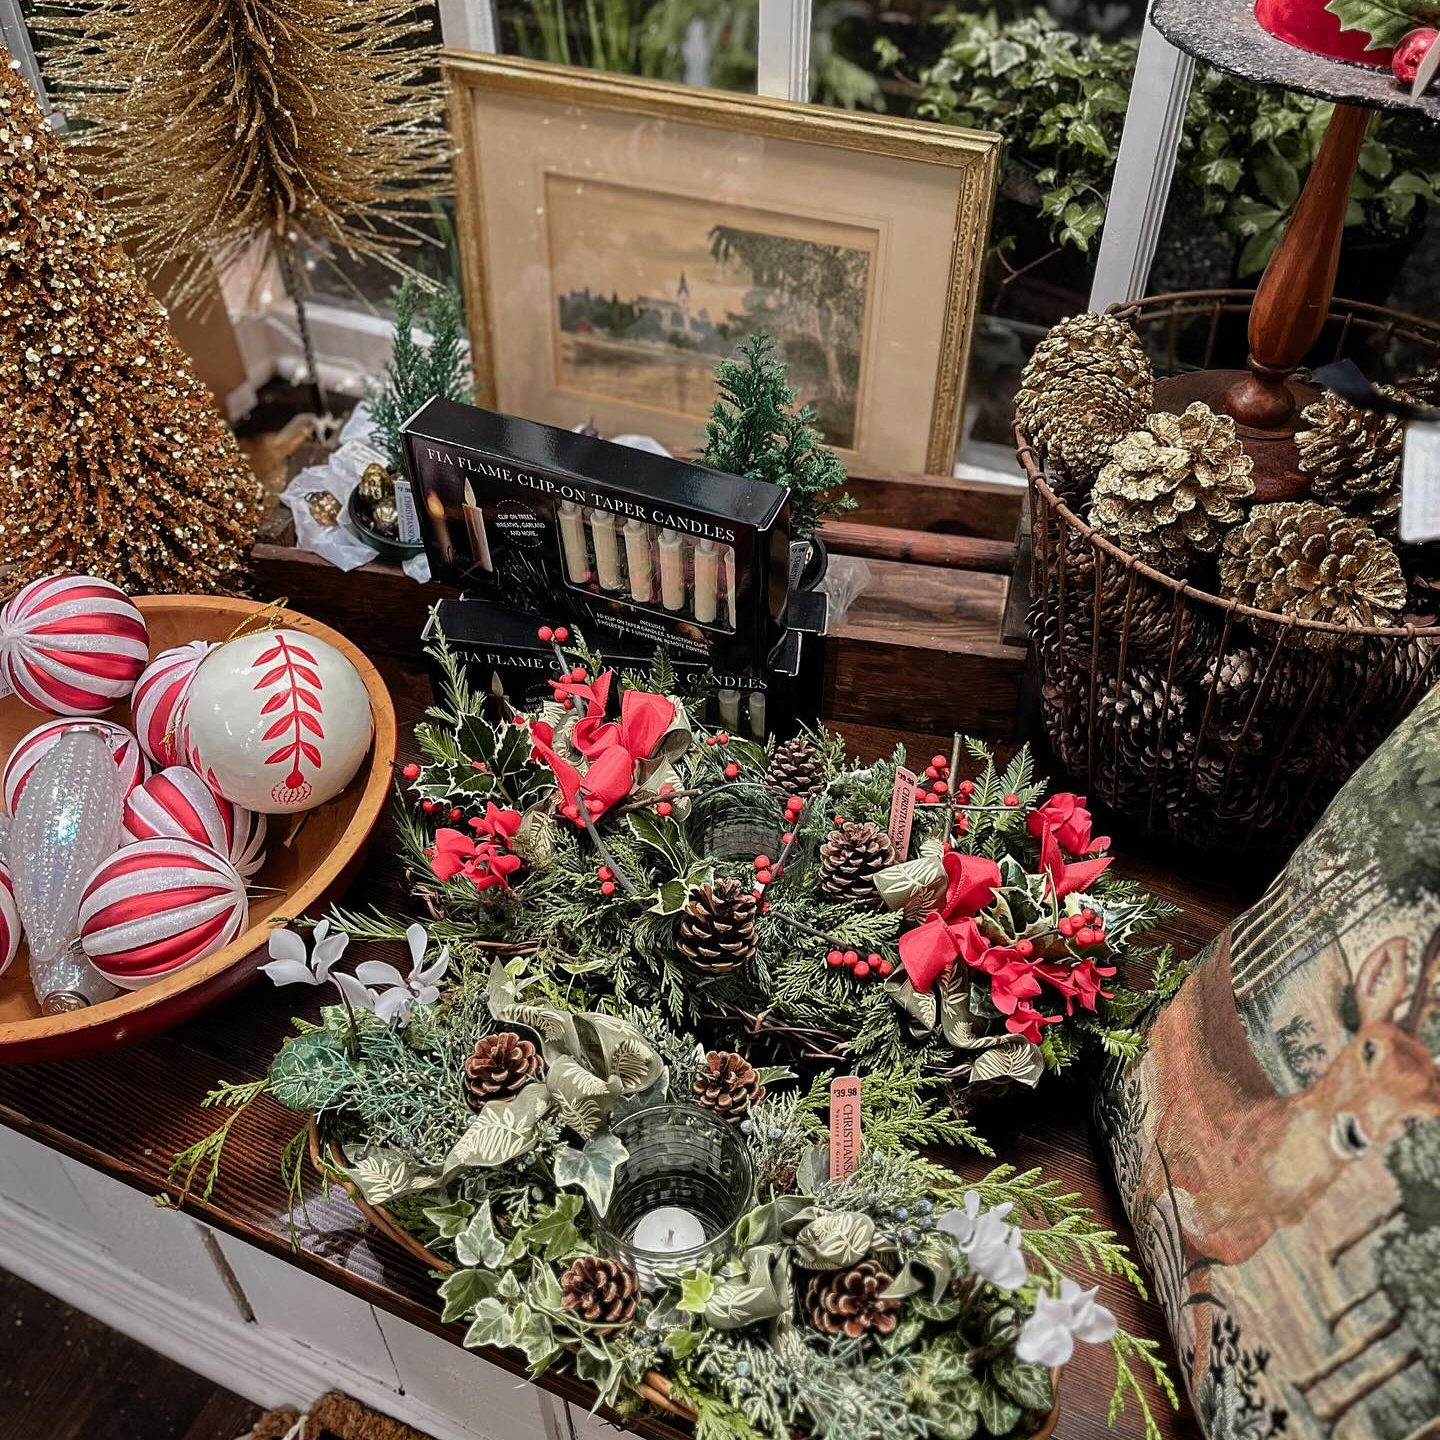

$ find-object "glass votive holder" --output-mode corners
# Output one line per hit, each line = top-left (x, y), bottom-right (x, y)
(592, 1105), (754, 1290)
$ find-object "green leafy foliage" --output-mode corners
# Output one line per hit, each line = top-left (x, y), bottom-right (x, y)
(367, 278), (474, 474)
(907, 10), (1438, 272)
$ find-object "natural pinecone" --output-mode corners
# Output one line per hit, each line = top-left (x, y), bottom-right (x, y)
(693, 1050), (766, 1124)
(1096, 666), (1189, 787)
(1089, 403), (1255, 576)
(1296, 369), (1440, 535)
(765, 736), (823, 797)
(676, 878), (758, 972)
(1017, 313), (1155, 499)
(1218, 502), (1406, 647)
(560, 1255), (639, 1327)
(463, 1031), (542, 1110)
(819, 820), (896, 905)
(804, 1259), (900, 1339)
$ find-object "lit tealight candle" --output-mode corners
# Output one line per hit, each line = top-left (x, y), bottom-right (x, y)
(631, 1206), (707, 1255)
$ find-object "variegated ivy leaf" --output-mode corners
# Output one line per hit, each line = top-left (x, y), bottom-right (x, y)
(454, 1202), (507, 1269)
(438, 1266), (497, 1323)
(553, 1133), (629, 1218)
(442, 1082), (552, 1172)
(343, 1146), (443, 1206)
(677, 1271), (715, 1314)
(422, 1199), (476, 1240)
(464, 1297), (514, 1350)
(793, 1211), (875, 1269)
(969, 1038), (1045, 1088)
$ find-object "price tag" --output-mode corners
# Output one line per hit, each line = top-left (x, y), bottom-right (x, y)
(888, 766), (917, 862)
(1400, 422), (1440, 543)
(393, 478), (423, 545)
(829, 1075), (862, 1180)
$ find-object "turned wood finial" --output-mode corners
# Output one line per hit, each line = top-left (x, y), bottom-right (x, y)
(1222, 104), (1372, 434)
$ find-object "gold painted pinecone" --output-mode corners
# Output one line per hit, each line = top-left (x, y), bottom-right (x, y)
(463, 1031), (542, 1111)
(804, 1259), (900, 1339)
(1089, 403), (1255, 577)
(819, 820), (895, 905)
(676, 878), (758, 972)
(1296, 369), (1440, 536)
(1218, 502), (1406, 647)
(1017, 313), (1155, 499)
(560, 1255), (639, 1326)
(765, 736), (823, 797)
(693, 1050), (766, 1124)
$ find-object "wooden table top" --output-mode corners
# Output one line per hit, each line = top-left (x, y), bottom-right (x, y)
(0, 650), (1265, 1440)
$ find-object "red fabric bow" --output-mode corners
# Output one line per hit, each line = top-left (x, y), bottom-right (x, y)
(898, 853), (1003, 993)
(530, 670), (676, 824)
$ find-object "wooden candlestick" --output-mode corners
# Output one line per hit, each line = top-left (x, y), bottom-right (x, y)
(1223, 103), (1371, 434)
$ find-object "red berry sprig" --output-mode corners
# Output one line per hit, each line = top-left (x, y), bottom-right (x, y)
(826, 948), (894, 982)
(913, 753), (951, 807)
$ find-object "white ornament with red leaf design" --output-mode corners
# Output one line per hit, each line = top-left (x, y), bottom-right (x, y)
(78, 836), (248, 989)
(122, 766), (267, 879)
(3, 717), (150, 815)
(131, 640), (213, 766)
(0, 573), (149, 716)
(0, 860), (19, 977)
(179, 627), (373, 814)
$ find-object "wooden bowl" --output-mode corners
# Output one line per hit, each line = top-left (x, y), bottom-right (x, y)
(0, 596), (397, 1064)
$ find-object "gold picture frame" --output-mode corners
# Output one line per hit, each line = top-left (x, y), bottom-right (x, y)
(444, 53), (1000, 475)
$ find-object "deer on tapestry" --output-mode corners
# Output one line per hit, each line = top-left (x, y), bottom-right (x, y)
(1138, 929), (1440, 1270)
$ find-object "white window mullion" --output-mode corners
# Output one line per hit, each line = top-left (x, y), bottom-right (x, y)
(435, 0), (499, 55)
(1089, 19), (1195, 311)
(0, 0), (59, 124)
(757, 0), (813, 103)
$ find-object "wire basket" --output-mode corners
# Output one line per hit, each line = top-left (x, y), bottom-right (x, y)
(1021, 289), (1440, 854)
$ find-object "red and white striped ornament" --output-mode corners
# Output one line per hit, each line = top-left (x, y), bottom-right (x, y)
(131, 640), (213, 766)
(0, 574), (149, 716)
(0, 861), (19, 978)
(78, 837), (248, 989)
(122, 767), (268, 879)
(3, 718), (150, 815)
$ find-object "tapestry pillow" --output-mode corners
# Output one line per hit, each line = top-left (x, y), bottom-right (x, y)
(1098, 682), (1440, 1440)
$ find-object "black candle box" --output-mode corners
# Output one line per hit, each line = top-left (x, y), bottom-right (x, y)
(421, 598), (820, 741)
(401, 398), (791, 673)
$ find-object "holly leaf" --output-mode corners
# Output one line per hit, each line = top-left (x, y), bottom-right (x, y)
(1324, 0), (1423, 49)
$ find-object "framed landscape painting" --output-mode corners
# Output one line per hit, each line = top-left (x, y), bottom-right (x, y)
(444, 56), (1001, 475)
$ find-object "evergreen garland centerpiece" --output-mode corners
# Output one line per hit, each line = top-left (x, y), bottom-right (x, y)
(366, 621), (1178, 1114)
(192, 923), (1178, 1440)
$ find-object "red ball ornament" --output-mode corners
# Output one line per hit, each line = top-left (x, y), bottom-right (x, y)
(0, 574), (150, 717)
(79, 837), (248, 989)
(1392, 26), (1437, 85)
(131, 640), (214, 766)
(4, 717), (149, 815)
(122, 766), (267, 879)
(0, 861), (18, 979)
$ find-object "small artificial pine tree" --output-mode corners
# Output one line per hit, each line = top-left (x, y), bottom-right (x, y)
(367, 278), (475, 475)
(702, 332), (855, 541)
(0, 49), (263, 594)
